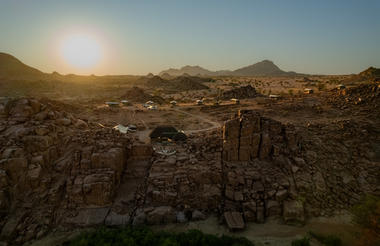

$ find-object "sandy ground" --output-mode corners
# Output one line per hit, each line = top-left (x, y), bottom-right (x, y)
(26, 213), (358, 246)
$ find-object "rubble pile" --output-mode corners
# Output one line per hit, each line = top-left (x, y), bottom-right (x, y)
(144, 130), (222, 215)
(300, 119), (380, 213)
(0, 98), (131, 243)
(222, 85), (258, 99)
(329, 81), (380, 108)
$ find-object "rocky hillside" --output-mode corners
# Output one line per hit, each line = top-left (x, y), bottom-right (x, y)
(343, 66), (380, 84)
(358, 66), (380, 79)
(0, 95), (379, 244)
(0, 53), (44, 79)
(0, 98), (132, 243)
(222, 85), (258, 99)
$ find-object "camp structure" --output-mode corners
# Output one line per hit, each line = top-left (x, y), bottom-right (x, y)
(149, 126), (187, 142)
(105, 101), (120, 107)
(337, 84), (346, 90)
(269, 94), (281, 99)
(230, 98), (240, 104)
(121, 100), (130, 105)
(304, 88), (314, 94)
(196, 99), (203, 105)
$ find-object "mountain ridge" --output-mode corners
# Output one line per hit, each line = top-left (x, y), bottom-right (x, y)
(159, 60), (301, 77)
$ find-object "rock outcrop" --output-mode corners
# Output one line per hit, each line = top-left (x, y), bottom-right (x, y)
(222, 85), (258, 100)
(0, 98), (131, 243)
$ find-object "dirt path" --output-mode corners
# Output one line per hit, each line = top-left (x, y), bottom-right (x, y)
(151, 214), (357, 246)
(169, 107), (222, 134)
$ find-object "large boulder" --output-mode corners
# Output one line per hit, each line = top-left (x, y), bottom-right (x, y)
(146, 206), (176, 225)
(65, 208), (109, 226)
(283, 200), (305, 225)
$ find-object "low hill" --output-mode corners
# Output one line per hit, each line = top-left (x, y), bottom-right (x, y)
(358, 67), (380, 79)
(343, 66), (380, 84)
(141, 75), (210, 92)
(121, 86), (165, 104)
(0, 52), (44, 79)
(168, 76), (209, 91)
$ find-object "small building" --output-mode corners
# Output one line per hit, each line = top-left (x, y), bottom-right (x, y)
(121, 100), (129, 105)
(147, 105), (157, 110)
(269, 94), (281, 99)
(337, 84), (346, 90)
(304, 88), (314, 94)
(231, 98), (240, 105)
(105, 102), (120, 107)
(149, 126), (187, 142)
(224, 211), (245, 231)
(128, 124), (137, 132)
(143, 101), (155, 108)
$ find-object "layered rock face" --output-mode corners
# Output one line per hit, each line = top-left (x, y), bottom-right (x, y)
(0, 98), (131, 243)
(223, 110), (299, 161)
(222, 110), (304, 224)
(221, 109), (379, 224)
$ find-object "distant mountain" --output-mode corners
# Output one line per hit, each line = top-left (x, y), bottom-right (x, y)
(0, 52), (44, 79)
(231, 60), (288, 76)
(159, 65), (214, 77)
(159, 60), (301, 77)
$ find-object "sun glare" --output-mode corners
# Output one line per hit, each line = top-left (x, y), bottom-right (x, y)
(60, 34), (102, 69)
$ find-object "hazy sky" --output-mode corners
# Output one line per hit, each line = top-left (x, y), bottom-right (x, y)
(1, 0), (380, 75)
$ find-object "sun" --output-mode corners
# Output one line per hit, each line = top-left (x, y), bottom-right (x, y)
(60, 34), (102, 69)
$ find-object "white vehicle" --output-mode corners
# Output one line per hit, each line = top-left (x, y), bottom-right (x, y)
(128, 124), (137, 132)
(147, 105), (157, 110)
(196, 99), (203, 105)
(121, 100), (129, 105)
